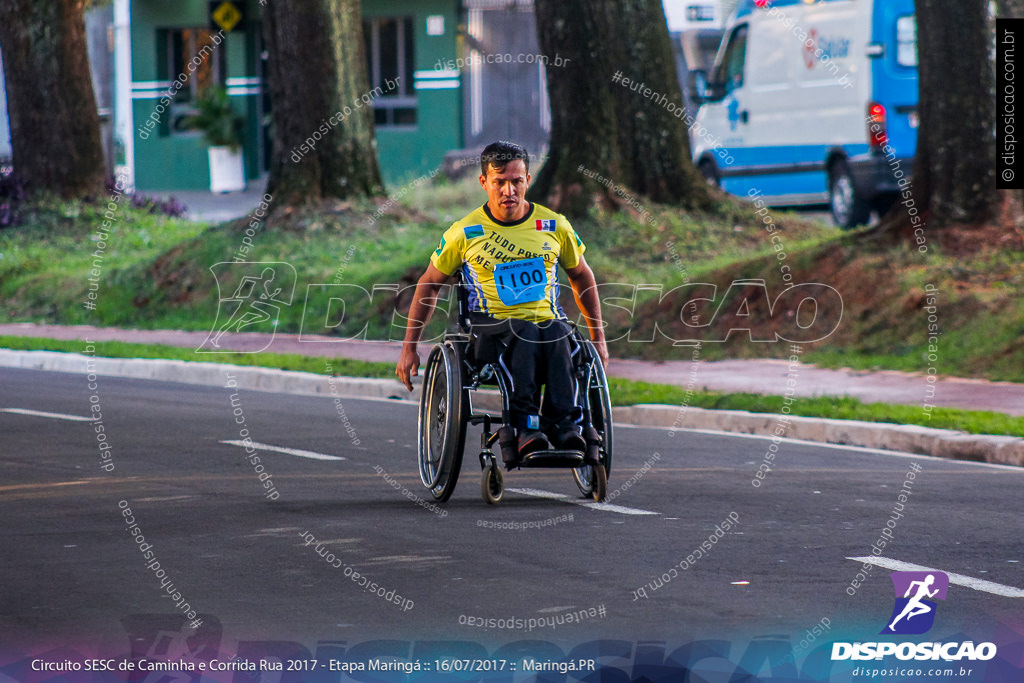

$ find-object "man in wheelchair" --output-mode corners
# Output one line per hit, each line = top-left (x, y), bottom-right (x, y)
(396, 141), (609, 468)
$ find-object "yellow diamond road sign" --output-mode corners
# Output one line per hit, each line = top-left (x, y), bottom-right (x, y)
(212, 2), (242, 33)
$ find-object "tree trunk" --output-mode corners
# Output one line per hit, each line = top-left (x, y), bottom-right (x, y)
(912, 0), (997, 227)
(0, 0), (105, 200)
(528, 0), (715, 217)
(261, 0), (384, 210)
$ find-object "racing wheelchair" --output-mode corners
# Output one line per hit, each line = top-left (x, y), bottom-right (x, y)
(416, 281), (613, 505)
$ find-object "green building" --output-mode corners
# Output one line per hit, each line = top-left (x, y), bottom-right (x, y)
(362, 0), (464, 184)
(113, 0), (465, 191)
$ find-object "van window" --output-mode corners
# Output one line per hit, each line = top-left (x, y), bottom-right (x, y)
(896, 15), (917, 67)
(714, 24), (748, 95)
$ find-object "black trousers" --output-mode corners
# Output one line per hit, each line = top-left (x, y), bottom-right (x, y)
(468, 312), (581, 433)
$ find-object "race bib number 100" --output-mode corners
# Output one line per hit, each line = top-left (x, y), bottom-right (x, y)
(493, 257), (548, 306)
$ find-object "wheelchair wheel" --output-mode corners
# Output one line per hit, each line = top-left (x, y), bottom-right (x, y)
(417, 342), (467, 501)
(480, 460), (504, 504)
(573, 463), (601, 500)
(573, 343), (614, 501)
(591, 457), (607, 502)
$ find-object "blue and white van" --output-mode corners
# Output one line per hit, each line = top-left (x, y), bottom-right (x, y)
(689, 0), (919, 228)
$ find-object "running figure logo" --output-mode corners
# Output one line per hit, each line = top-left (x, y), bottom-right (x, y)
(882, 571), (949, 635)
(198, 262), (296, 353)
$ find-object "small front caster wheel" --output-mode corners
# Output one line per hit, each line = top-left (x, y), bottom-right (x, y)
(481, 461), (504, 505)
(592, 464), (607, 502)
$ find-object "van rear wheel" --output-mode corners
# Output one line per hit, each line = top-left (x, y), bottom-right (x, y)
(698, 159), (720, 188)
(829, 160), (871, 229)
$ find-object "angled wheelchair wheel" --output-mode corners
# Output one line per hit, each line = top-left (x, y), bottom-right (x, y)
(591, 456), (608, 502)
(481, 460), (504, 505)
(417, 342), (467, 501)
(573, 464), (600, 500)
(573, 342), (614, 501)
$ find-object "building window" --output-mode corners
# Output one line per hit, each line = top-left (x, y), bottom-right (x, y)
(160, 28), (225, 135)
(364, 17), (417, 127)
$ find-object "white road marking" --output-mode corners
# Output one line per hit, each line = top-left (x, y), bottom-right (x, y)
(846, 556), (1024, 598)
(507, 487), (659, 515)
(2, 408), (93, 422)
(507, 487), (568, 501)
(220, 440), (345, 461)
(580, 501), (661, 515)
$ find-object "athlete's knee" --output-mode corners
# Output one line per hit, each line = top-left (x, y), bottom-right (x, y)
(509, 318), (541, 343)
(539, 318), (574, 343)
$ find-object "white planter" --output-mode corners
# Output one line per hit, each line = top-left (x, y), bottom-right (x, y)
(208, 146), (246, 193)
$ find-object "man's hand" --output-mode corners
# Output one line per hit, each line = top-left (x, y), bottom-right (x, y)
(396, 345), (421, 392)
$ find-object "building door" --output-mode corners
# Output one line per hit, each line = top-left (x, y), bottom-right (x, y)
(463, 0), (549, 154)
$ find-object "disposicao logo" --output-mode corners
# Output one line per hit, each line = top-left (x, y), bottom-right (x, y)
(831, 571), (998, 663)
(883, 571), (948, 635)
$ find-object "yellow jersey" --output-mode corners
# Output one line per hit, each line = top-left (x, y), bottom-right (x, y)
(430, 202), (586, 322)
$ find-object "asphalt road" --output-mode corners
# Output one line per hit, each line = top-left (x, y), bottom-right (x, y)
(2, 367), (1022, 681)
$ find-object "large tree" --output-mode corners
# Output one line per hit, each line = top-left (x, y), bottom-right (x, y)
(261, 0), (384, 210)
(528, 0), (716, 217)
(911, 0), (997, 226)
(0, 0), (105, 200)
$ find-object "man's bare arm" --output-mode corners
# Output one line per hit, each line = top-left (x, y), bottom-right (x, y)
(395, 263), (451, 391)
(565, 256), (609, 365)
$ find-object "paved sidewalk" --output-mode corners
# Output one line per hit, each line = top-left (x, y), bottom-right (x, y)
(2, 322), (1022, 416)
(149, 180), (268, 223)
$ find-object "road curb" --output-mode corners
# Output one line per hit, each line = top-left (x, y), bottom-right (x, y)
(2, 348), (1021, 467)
(612, 405), (1024, 468)
(0, 348), (416, 401)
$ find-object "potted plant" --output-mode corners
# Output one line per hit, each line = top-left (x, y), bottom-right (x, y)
(185, 86), (246, 193)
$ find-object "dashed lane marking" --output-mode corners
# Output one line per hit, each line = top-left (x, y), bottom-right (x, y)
(220, 440), (346, 461)
(3, 408), (93, 422)
(507, 487), (659, 515)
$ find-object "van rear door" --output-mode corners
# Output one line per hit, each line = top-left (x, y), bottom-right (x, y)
(869, 0), (918, 159)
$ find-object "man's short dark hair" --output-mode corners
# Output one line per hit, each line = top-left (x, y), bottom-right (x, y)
(480, 141), (529, 176)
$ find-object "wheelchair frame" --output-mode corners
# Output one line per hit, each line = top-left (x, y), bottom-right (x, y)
(416, 282), (613, 504)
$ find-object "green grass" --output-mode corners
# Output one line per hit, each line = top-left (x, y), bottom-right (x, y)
(4, 335), (1021, 438)
(3, 175), (1023, 385)
(0, 176), (837, 339)
(0, 199), (212, 326)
